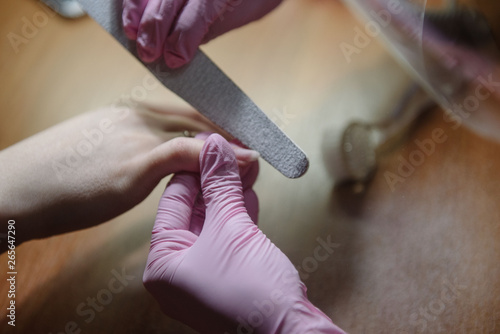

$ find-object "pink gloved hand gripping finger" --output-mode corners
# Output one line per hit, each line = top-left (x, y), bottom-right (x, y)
(194, 132), (259, 225)
(200, 135), (248, 224)
(144, 134), (345, 333)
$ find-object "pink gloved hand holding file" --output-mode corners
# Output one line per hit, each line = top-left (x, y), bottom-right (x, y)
(143, 134), (345, 333)
(122, 0), (283, 68)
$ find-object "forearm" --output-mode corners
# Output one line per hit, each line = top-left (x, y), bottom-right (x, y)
(0, 188), (38, 253)
(0, 149), (30, 251)
(0, 142), (58, 249)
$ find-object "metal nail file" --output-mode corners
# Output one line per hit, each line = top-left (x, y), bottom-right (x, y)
(76, 0), (309, 178)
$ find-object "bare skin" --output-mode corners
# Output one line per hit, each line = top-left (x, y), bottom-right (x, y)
(0, 104), (256, 248)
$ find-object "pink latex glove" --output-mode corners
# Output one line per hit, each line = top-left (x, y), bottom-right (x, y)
(143, 134), (345, 333)
(122, 0), (283, 68)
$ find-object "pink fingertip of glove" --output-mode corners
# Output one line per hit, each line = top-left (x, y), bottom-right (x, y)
(123, 24), (138, 40)
(199, 133), (237, 174)
(137, 38), (159, 63)
(164, 53), (188, 69)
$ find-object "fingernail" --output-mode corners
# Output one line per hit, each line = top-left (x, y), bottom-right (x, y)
(233, 147), (260, 162)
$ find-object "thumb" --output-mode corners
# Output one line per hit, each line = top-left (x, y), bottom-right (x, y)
(146, 137), (205, 178)
(199, 134), (251, 229)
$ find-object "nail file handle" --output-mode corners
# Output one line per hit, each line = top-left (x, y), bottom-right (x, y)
(76, 0), (309, 178)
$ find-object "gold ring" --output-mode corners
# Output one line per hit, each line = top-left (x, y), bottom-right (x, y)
(182, 130), (194, 137)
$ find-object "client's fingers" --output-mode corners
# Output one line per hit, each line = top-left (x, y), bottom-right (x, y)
(146, 137), (205, 178)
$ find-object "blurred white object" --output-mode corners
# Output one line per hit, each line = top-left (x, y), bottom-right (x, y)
(40, 0), (86, 19)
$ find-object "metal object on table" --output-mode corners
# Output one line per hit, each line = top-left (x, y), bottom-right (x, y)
(323, 83), (434, 184)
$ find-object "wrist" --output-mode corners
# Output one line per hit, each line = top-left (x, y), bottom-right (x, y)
(278, 299), (346, 334)
(0, 157), (41, 246)
(0, 195), (35, 249)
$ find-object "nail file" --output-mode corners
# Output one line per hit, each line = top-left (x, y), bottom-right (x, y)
(75, 0), (309, 178)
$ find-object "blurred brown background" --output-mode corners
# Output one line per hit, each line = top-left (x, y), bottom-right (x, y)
(0, 0), (499, 333)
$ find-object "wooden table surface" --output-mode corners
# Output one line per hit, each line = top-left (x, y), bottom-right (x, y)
(1, 0), (499, 333)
